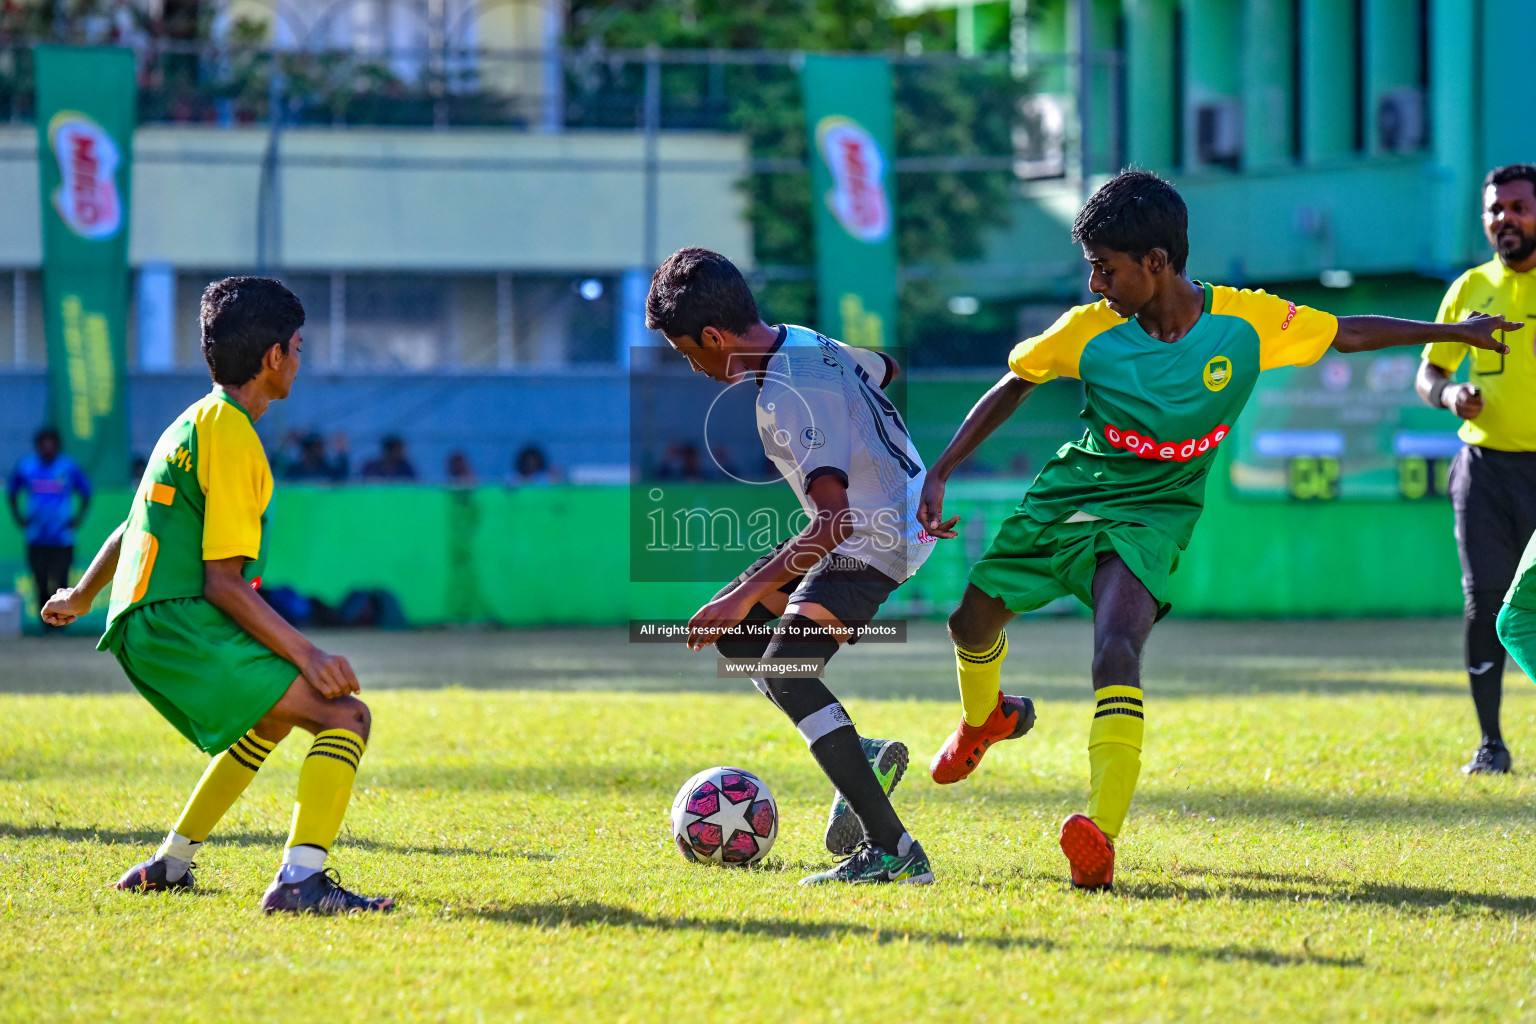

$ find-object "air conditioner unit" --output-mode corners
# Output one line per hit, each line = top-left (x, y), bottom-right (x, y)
(1377, 86), (1425, 153)
(1194, 99), (1242, 168)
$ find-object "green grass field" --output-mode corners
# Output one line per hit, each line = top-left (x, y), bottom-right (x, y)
(3, 619), (1535, 1022)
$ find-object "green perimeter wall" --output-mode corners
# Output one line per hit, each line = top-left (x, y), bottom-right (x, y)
(2, 445), (1460, 630)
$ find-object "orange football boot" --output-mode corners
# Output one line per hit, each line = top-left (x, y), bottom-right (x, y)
(928, 692), (1036, 784)
(1058, 813), (1114, 890)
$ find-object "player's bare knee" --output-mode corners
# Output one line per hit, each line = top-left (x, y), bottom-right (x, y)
(349, 698), (372, 740)
(320, 696), (371, 740)
(1091, 634), (1141, 688)
(948, 605), (998, 652)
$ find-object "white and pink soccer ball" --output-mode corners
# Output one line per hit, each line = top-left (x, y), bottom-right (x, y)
(670, 766), (778, 866)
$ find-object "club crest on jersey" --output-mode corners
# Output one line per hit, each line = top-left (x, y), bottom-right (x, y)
(1203, 356), (1233, 392)
(800, 427), (826, 449)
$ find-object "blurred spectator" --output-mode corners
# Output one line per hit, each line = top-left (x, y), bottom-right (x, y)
(7, 427), (92, 617)
(446, 450), (478, 486)
(510, 444), (560, 485)
(657, 441), (706, 482)
(711, 445), (740, 480)
(361, 435), (417, 481)
(284, 431), (350, 483)
(130, 454), (149, 481)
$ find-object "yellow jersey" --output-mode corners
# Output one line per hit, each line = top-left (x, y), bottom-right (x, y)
(1425, 258), (1536, 451)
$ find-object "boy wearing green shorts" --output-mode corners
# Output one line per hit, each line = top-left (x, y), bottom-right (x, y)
(915, 170), (1518, 890)
(1496, 535), (1536, 693)
(42, 277), (393, 915)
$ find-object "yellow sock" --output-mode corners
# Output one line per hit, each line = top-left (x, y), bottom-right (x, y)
(172, 730), (277, 843)
(1087, 685), (1144, 841)
(955, 631), (1007, 727)
(286, 729), (366, 853)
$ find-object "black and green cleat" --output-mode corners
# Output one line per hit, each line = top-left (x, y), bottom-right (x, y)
(261, 869), (395, 915)
(115, 856), (195, 892)
(799, 839), (934, 886)
(824, 737), (910, 856)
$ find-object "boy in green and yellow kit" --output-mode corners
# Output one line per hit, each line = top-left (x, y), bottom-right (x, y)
(1496, 536), (1536, 702)
(916, 171), (1517, 890)
(42, 277), (392, 915)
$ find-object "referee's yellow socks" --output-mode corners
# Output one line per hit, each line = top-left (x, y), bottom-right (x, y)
(171, 729), (277, 844)
(1086, 685), (1144, 841)
(284, 729), (366, 872)
(954, 631), (1008, 727)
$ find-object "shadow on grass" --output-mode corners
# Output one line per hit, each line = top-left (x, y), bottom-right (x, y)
(0, 823), (554, 861)
(359, 762), (1536, 830)
(462, 900), (1361, 967)
(1012, 865), (1536, 917)
(1125, 941), (1363, 968)
(457, 900), (1054, 950)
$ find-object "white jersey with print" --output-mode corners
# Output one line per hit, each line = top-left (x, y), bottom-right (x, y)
(756, 324), (936, 583)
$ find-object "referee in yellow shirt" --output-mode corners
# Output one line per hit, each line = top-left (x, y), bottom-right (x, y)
(1417, 163), (1536, 774)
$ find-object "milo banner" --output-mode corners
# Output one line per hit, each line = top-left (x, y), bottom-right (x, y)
(35, 45), (135, 485)
(801, 55), (897, 348)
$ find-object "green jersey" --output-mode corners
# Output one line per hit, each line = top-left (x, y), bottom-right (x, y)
(1007, 283), (1339, 547)
(99, 389), (273, 653)
(1508, 533), (1536, 612)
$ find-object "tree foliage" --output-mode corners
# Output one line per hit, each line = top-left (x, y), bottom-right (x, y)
(567, 0), (1027, 345)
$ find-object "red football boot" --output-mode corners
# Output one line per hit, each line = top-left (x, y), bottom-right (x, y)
(1059, 813), (1114, 890)
(928, 692), (1036, 784)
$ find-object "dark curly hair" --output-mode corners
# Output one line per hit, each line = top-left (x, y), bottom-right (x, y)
(645, 248), (759, 343)
(200, 276), (305, 386)
(1485, 163), (1536, 193)
(1072, 169), (1189, 274)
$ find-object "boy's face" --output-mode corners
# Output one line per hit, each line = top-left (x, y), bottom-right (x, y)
(1082, 243), (1160, 318)
(664, 327), (738, 383)
(268, 330), (303, 398)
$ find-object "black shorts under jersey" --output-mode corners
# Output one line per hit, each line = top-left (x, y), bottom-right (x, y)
(715, 541), (902, 639)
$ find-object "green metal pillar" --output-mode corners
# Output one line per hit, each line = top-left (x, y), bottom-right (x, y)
(1242, 0), (1296, 169)
(1299, 0), (1358, 161)
(1482, 0), (1536, 172)
(1123, 0), (1178, 171)
(1182, 0), (1241, 168)
(1429, 0), (1479, 271)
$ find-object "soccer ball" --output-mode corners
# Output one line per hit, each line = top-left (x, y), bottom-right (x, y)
(670, 766), (778, 866)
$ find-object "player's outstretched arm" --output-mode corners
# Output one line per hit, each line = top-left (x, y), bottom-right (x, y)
(40, 521), (126, 626)
(204, 558), (360, 698)
(1333, 311), (1518, 356)
(916, 372), (1037, 539)
(686, 474), (854, 650)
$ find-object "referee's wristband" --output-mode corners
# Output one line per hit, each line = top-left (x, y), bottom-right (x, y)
(1429, 378), (1450, 409)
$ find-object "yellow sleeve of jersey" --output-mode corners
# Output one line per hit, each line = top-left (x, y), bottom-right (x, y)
(1423, 272), (1473, 372)
(194, 399), (273, 562)
(1007, 301), (1121, 383)
(1214, 287), (1339, 371)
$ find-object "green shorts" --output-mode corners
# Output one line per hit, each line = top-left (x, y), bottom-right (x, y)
(1496, 603), (1536, 685)
(968, 511), (1181, 619)
(105, 597), (297, 754)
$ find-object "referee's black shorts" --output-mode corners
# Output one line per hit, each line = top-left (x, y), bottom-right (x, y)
(1449, 445), (1536, 603)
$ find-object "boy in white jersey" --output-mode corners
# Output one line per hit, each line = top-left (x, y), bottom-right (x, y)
(647, 248), (963, 884)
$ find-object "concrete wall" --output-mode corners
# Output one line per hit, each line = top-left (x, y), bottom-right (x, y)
(0, 125), (752, 272)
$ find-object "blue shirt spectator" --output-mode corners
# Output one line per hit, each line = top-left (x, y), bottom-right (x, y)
(361, 435), (417, 481)
(9, 428), (92, 546)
